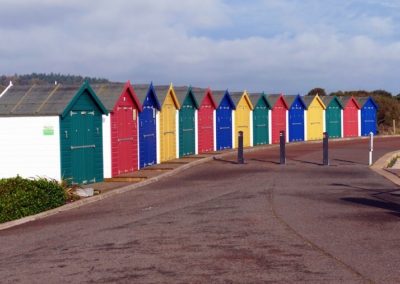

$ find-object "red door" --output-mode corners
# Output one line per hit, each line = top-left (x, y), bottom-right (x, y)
(198, 95), (214, 153)
(343, 99), (358, 137)
(112, 92), (138, 176)
(272, 98), (287, 144)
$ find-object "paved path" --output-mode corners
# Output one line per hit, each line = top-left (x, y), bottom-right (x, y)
(0, 137), (399, 283)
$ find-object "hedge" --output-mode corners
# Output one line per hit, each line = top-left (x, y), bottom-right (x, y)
(0, 176), (67, 223)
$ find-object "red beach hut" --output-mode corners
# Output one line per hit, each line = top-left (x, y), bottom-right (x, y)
(267, 94), (289, 144)
(93, 82), (142, 178)
(192, 87), (217, 153)
(340, 96), (360, 138)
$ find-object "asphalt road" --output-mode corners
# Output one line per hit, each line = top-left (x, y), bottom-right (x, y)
(0, 137), (399, 283)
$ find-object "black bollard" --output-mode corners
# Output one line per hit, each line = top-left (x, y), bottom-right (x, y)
(237, 131), (244, 164)
(323, 132), (329, 166)
(280, 130), (286, 165)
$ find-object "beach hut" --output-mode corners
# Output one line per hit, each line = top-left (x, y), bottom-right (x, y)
(175, 86), (199, 157)
(249, 93), (271, 146)
(285, 95), (307, 142)
(357, 96), (378, 136)
(0, 82), (108, 184)
(192, 87), (217, 153)
(322, 96), (343, 138)
(231, 91), (253, 147)
(154, 84), (180, 162)
(267, 94), (289, 144)
(303, 95), (326, 141)
(213, 90), (235, 151)
(92, 82), (142, 178)
(340, 96), (360, 138)
(133, 83), (161, 168)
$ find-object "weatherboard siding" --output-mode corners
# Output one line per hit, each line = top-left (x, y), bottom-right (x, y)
(0, 116), (61, 180)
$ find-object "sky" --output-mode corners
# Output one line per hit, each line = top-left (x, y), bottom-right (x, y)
(1, 0), (400, 94)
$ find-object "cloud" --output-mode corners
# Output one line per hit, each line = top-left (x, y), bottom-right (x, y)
(0, 0), (400, 94)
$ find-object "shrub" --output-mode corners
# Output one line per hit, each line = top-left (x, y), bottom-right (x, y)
(0, 176), (67, 223)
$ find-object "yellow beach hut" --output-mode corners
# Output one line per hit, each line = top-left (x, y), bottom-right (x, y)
(302, 95), (326, 141)
(154, 84), (180, 162)
(230, 91), (254, 148)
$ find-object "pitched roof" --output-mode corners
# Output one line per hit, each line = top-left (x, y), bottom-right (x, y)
(283, 95), (306, 109)
(131, 83), (162, 110)
(153, 84), (180, 109)
(191, 87), (217, 108)
(212, 90), (235, 109)
(229, 91), (245, 106)
(248, 93), (272, 109)
(153, 85), (170, 105)
(0, 85), (5, 94)
(302, 95), (326, 109)
(91, 82), (142, 112)
(0, 83), (108, 117)
(356, 96), (378, 109)
(321, 96), (343, 108)
(266, 94), (288, 109)
(173, 86), (190, 105)
(339, 96), (360, 109)
(131, 83), (151, 104)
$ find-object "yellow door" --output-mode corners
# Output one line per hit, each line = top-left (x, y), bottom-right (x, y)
(160, 94), (176, 162)
(307, 100), (323, 140)
(235, 97), (251, 147)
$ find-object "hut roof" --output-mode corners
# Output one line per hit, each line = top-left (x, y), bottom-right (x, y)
(212, 90), (235, 109)
(92, 82), (142, 112)
(0, 83), (107, 117)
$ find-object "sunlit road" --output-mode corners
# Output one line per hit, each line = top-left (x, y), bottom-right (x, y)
(1, 137), (399, 283)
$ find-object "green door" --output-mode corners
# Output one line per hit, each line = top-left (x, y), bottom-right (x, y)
(253, 99), (269, 145)
(179, 97), (196, 157)
(71, 110), (96, 184)
(325, 101), (341, 138)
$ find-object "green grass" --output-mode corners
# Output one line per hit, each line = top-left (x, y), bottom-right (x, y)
(387, 156), (398, 168)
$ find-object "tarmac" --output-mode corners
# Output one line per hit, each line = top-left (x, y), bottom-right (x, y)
(0, 136), (399, 282)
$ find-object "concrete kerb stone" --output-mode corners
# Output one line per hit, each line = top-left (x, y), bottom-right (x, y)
(370, 150), (400, 187)
(1, 135), (399, 231)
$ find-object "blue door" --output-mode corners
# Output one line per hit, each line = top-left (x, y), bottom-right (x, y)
(361, 100), (377, 136)
(289, 98), (305, 142)
(139, 95), (157, 168)
(216, 96), (232, 150)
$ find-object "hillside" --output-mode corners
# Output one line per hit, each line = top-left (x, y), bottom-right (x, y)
(0, 73), (109, 86)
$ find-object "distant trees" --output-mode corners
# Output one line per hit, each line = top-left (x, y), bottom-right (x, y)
(307, 87), (327, 96)
(0, 73), (109, 86)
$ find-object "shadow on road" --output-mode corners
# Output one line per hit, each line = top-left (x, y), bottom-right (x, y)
(333, 158), (363, 165)
(212, 157), (241, 165)
(341, 197), (400, 217)
(291, 159), (322, 166)
(249, 158), (280, 165)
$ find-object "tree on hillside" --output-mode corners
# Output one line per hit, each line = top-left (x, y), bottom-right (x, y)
(307, 87), (327, 96)
(371, 89), (392, 97)
(0, 73), (109, 86)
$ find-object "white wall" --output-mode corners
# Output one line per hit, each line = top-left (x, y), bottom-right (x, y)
(285, 110), (289, 143)
(232, 110), (236, 148)
(213, 110), (217, 151)
(341, 109), (344, 138)
(304, 110), (308, 141)
(156, 111), (160, 164)
(176, 109), (179, 158)
(195, 110), (198, 155)
(249, 110), (253, 147)
(102, 115), (112, 178)
(358, 109), (361, 136)
(0, 116), (61, 180)
(268, 110), (272, 144)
